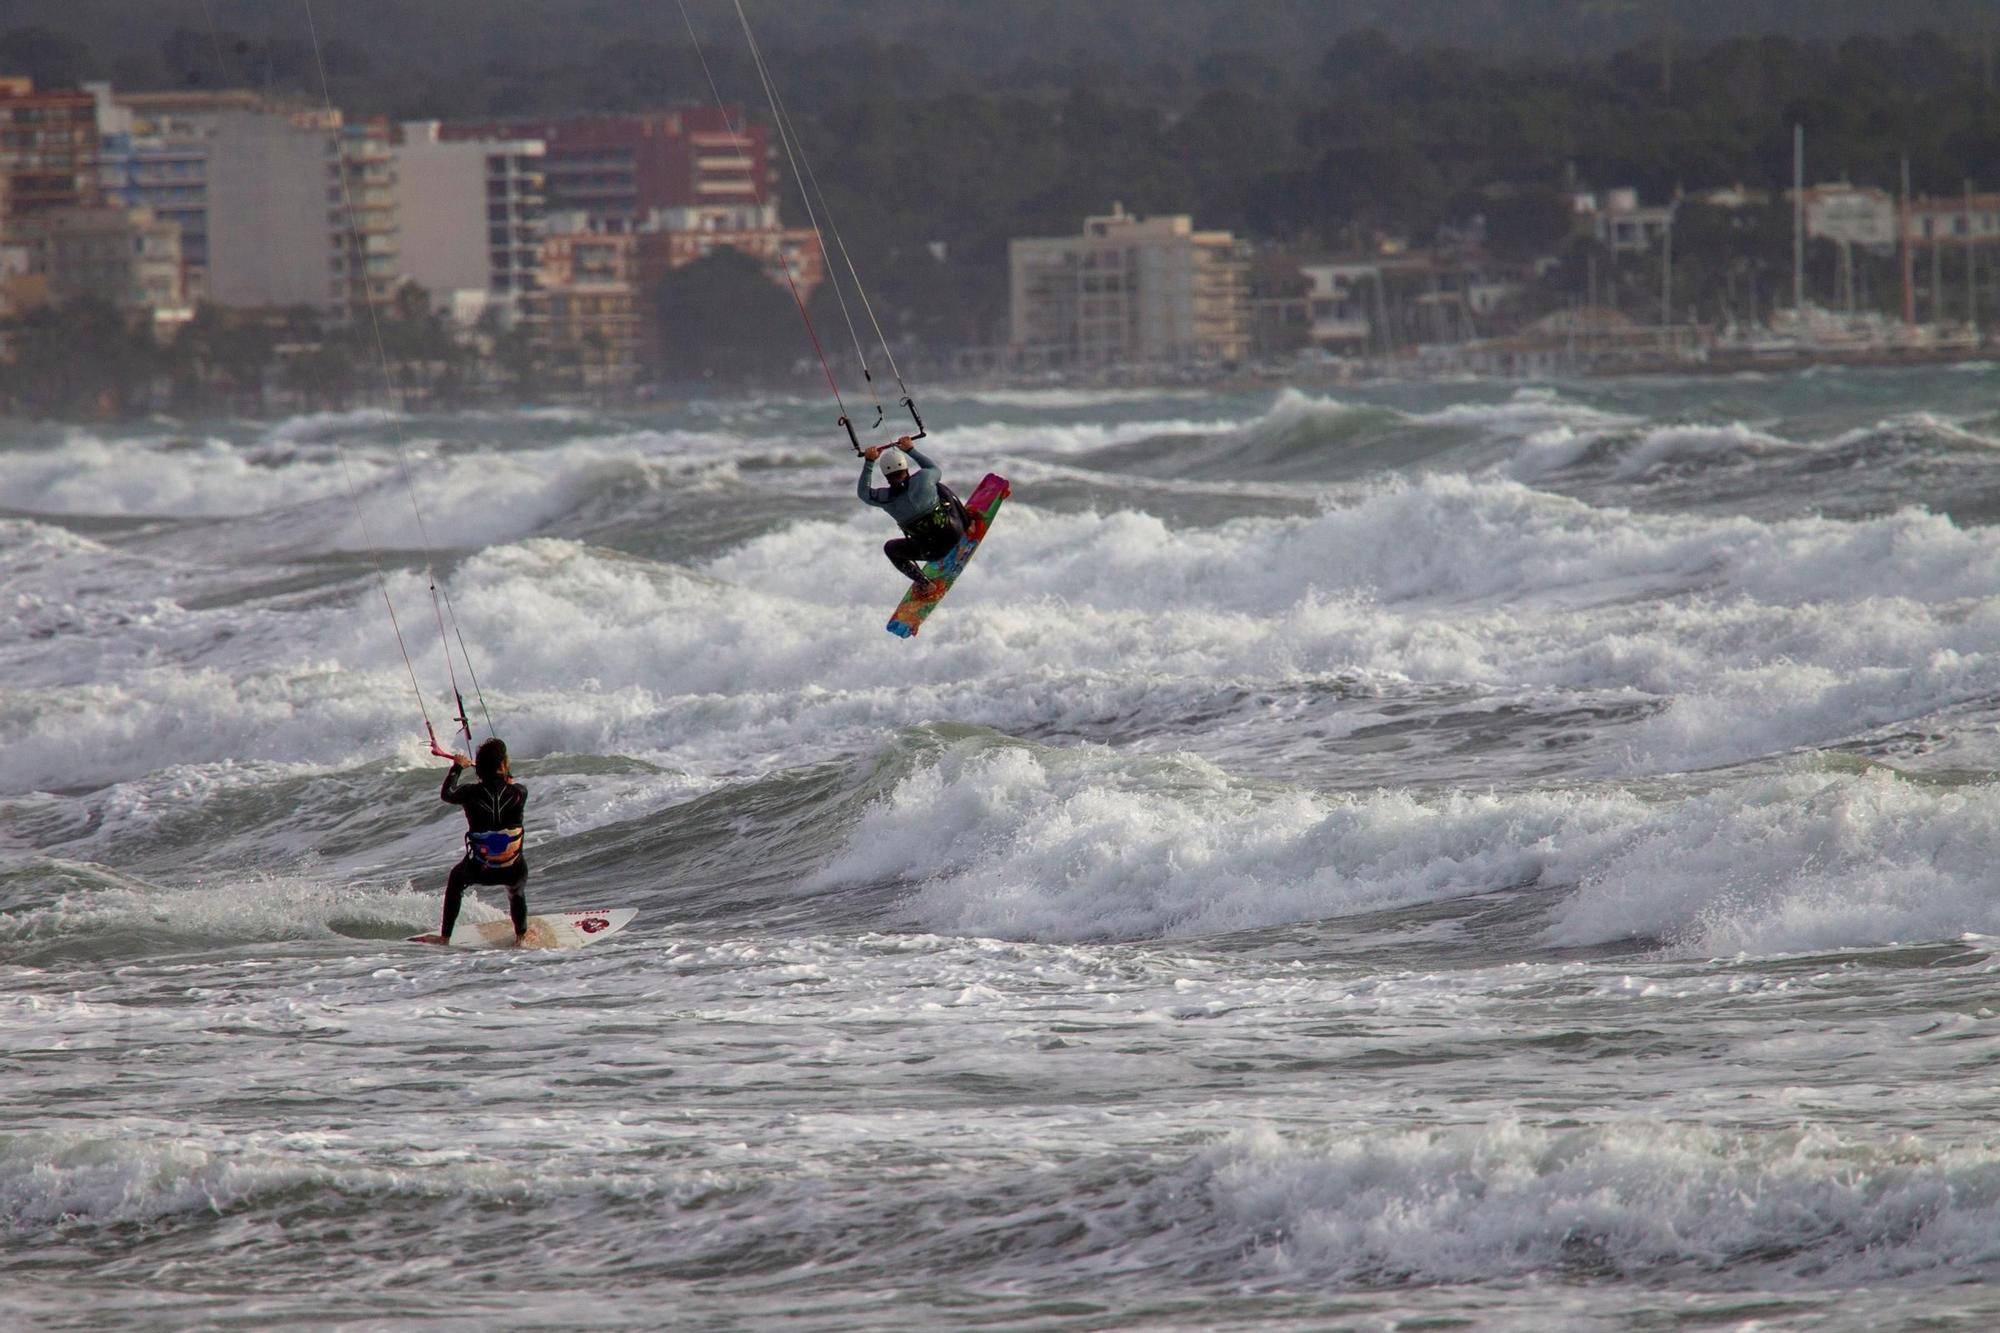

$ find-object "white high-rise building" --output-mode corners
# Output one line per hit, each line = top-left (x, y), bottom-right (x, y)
(111, 91), (393, 315)
(394, 121), (545, 324)
(1009, 205), (1249, 371)
(96, 86), (237, 304)
(201, 101), (345, 311)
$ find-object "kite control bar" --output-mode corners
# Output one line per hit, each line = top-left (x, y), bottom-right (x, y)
(841, 397), (928, 456)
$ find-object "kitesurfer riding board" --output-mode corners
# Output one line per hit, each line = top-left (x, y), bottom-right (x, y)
(857, 436), (1009, 637)
(884, 471), (1011, 639)
(859, 438), (963, 596)
(426, 737), (530, 945)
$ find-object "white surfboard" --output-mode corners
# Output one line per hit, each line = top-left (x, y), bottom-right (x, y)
(407, 907), (636, 951)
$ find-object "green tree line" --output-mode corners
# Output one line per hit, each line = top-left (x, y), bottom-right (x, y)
(6, 1), (1999, 94)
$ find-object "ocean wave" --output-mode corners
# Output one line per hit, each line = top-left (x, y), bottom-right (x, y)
(260, 406), (403, 443)
(0, 429), (378, 519)
(1608, 421), (1805, 478)
(0, 425), (785, 553)
(940, 386), (1210, 409)
(812, 737), (2000, 953)
(1549, 764), (2000, 954)
(1493, 404), (2000, 490)
(16, 477), (2000, 792)
(1204, 1118), (2000, 1286)
(0, 862), (439, 954)
(16, 1112), (1995, 1293)
(939, 414), (1221, 462)
(1416, 385), (1632, 436)
(808, 738), (1641, 942)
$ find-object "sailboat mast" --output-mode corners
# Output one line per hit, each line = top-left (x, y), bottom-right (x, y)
(1792, 123), (1804, 311)
(1901, 157), (1915, 326)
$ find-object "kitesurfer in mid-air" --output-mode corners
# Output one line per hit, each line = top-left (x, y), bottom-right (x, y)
(424, 737), (529, 945)
(858, 436), (967, 595)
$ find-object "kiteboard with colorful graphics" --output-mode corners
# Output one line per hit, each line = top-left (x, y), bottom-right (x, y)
(887, 472), (1011, 638)
(407, 907), (636, 950)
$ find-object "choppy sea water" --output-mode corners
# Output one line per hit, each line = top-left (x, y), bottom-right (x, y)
(9, 366), (2000, 1330)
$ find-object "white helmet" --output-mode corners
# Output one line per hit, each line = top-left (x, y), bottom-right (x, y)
(878, 448), (911, 476)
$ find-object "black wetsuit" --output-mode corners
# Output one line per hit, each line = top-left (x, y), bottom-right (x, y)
(439, 764), (529, 940)
(882, 503), (967, 584)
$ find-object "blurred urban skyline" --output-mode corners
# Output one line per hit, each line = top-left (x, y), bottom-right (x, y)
(3, 0), (1999, 416)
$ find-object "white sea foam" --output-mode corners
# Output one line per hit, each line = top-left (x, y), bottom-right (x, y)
(0, 430), (382, 518)
(1205, 1119), (2000, 1285)
(1417, 386), (1633, 436)
(0, 862), (437, 942)
(1609, 421), (1803, 478)
(260, 407), (403, 441)
(809, 740), (1643, 941)
(941, 386), (1210, 409)
(16, 473), (2000, 794)
(0, 668), (409, 794)
(0, 426), (773, 550)
(810, 739), (2000, 954)
(938, 414), (1220, 460)
(0, 1131), (309, 1230)
(1548, 765), (2000, 954)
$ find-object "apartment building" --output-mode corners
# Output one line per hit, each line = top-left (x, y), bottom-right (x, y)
(537, 221), (642, 385)
(95, 86), (220, 301)
(108, 91), (397, 317)
(636, 203), (823, 300)
(439, 108), (771, 228)
(1299, 260), (1379, 350)
(0, 78), (99, 219)
(334, 119), (400, 315)
(119, 95), (335, 312)
(395, 121), (546, 322)
(1009, 204), (1250, 371)
(9, 202), (183, 311)
(1907, 192), (2000, 246)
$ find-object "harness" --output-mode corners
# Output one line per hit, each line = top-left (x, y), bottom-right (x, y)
(901, 484), (969, 542)
(466, 827), (525, 868)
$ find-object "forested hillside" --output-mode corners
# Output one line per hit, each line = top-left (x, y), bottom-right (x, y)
(2, 0), (1997, 107)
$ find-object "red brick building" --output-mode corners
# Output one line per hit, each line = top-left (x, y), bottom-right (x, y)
(634, 205), (825, 302)
(537, 229), (643, 385)
(0, 78), (100, 219)
(440, 107), (771, 226)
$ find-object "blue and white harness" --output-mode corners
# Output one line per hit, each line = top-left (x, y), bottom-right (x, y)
(466, 828), (524, 868)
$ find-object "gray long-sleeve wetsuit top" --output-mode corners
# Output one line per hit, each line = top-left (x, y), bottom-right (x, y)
(857, 444), (943, 531)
